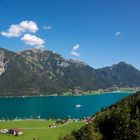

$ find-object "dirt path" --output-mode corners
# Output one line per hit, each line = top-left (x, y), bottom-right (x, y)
(21, 121), (73, 130)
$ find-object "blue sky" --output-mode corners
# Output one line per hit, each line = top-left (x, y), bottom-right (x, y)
(0, 0), (140, 69)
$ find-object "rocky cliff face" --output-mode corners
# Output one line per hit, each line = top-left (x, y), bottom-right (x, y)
(0, 50), (9, 75)
(0, 47), (140, 96)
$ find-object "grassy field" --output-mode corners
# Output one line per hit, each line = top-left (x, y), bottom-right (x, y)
(0, 120), (84, 140)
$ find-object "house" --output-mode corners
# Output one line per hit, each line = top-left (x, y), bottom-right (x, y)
(80, 117), (92, 124)
(8, 128), (23, 136)
(49, 123), (56, 128)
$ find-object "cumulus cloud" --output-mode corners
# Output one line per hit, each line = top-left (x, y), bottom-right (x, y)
(1, 21), (38, 37)
(20, 21), (38, 33)
(115, 32), (121, 36)
(1, 25), (23, 37)
(71, 44), (80, 57)
(21, 34), (45, 48)
(43, 25), (52, 30)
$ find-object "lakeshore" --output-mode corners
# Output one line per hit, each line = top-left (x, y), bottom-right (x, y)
(0, 88), (137, 98)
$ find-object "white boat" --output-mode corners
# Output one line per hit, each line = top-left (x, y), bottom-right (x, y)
(75, 104), (82, 108)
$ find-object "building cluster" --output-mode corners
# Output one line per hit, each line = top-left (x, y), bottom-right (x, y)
(0, 128), (23, 136)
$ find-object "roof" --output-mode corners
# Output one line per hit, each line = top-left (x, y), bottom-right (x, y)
(9, 128), (22, 133)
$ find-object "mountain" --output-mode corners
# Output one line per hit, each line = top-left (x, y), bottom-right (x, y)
(0, 47), (98, 96)
(0, 47), (140, 96)
(62, 91), (140, 140)
(97, 62), (140, 87)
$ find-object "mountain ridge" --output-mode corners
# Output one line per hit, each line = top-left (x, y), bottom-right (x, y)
(0, 47), (140, 96)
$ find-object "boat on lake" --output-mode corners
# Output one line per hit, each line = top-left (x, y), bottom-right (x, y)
(75, 104), (82, 108)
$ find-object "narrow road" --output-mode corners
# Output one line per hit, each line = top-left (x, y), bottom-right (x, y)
(21, 121), (73, 130)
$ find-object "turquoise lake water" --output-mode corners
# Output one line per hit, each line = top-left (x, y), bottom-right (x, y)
(0, 93), (132, 119)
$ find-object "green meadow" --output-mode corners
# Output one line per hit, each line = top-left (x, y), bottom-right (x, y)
(0, 120), (84, 140)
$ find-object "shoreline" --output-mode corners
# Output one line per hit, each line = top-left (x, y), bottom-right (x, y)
(0, 90), (136, 98)
(0, 118), (87, 122)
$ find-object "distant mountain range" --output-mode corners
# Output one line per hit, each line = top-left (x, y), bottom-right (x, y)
(0, 47), (140, 96)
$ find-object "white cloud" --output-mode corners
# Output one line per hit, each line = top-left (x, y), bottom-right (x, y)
(73, 44), (80, 50)
(71, 51), (80, 57)
(71, 44), (80, 57)
(21, 34), (45, 48)
(1, 21), (38, 37)
(43, 25), (52, 30)
(20, 21), (38, 33)
(115, 32), (121, 36)
(1, 25), (23, 37)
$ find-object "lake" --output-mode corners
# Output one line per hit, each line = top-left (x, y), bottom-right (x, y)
(0, 92), (132, 119)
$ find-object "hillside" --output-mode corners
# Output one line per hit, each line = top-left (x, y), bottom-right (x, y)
(0, 47), (140, 96)
(62, 91), (140, 140)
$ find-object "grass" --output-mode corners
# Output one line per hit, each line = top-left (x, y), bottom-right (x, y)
(0, 120), (84, 140)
